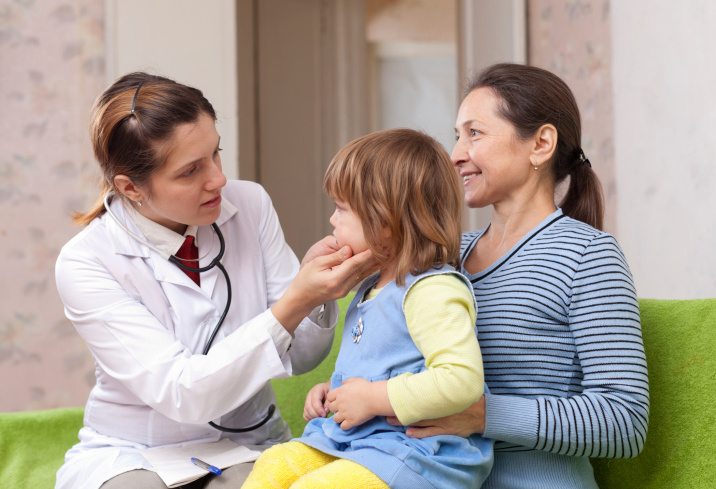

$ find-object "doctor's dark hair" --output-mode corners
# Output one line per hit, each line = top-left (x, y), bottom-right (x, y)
(324, 129), (462, 286)
(466, 63), (605, 230)
(73, 72), (217, 226)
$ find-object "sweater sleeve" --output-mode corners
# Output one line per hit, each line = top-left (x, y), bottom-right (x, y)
(482, 234), (649, 458)
(387, 274), (484, 425)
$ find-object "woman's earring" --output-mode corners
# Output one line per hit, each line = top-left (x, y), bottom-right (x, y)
(534, 166), (538, 171)
(137, 200), (143, 207)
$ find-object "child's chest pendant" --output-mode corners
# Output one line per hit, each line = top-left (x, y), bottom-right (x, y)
(351, 317), (364, 343)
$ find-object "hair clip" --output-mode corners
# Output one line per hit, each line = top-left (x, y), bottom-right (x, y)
(573, 148), (592, 169)
(130, 82), (143, 115)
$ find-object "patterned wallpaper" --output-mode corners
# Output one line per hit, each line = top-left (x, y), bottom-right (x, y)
(0, 0), (104, 411)
(528, 0), (617, 235)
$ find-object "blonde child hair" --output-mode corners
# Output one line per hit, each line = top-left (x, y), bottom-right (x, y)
(324, 128), (463, 285)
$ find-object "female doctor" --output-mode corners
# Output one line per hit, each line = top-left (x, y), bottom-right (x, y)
(54, 73), (378, 489)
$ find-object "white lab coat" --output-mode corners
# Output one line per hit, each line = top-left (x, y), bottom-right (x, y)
(54, 180), (337, 489)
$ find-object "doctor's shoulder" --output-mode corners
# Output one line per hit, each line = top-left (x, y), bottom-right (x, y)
(221, 179), (277, 226)
(54, 216), (119, 302)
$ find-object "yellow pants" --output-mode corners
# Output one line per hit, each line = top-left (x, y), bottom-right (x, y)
(241, 441), (389, 489)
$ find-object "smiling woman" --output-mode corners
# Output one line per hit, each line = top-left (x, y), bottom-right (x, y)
(390, 64), (648, 489)
(54, 72), (380, 489)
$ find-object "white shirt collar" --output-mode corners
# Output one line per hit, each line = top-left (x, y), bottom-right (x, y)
(125, 203), (198, 257)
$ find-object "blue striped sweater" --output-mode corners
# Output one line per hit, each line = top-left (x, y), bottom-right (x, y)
(460, 209), (649, 487)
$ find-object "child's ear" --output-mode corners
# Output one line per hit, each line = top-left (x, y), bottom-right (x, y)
(381, 224), (392, 242)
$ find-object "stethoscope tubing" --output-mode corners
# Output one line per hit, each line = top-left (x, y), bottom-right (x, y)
(103, 193), (275, 433)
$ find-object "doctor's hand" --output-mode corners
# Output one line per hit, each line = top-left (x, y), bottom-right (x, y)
(327, 378), (393, 430)
(300, 236), (341, 269)
(272, 245), (380, 334)
(303, 380), (332, 421)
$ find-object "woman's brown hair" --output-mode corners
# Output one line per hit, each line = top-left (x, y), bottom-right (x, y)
(466, 63), (605, 230)
(324, 129), (463, 286)
(73, 72), (216, 225)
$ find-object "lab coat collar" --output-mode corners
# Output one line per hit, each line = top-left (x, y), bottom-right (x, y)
(106, 194), (238, 259)
(126, 204), (198, 258)
(215, 195), (238, 227)
(106, 193), (238, 298)
(105, 196), (152, 259)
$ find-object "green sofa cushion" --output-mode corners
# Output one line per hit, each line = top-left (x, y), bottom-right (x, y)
(0, 407), (84, 489)
(2, 296), (714, 488)
(275, 297), (716, 488)
(0, 296), (355, 489)
(270, 294), (353, 436)
(591, 298), (716, 488)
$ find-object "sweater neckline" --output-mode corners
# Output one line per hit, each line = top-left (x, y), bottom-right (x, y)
(461, 208), (565, 284)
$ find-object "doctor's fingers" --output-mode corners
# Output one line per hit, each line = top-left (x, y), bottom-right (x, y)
(300, 236), (342, 268)
(332, 251), (380, 291)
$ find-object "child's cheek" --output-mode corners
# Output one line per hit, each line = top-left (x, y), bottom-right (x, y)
(349, 240), (370, 254)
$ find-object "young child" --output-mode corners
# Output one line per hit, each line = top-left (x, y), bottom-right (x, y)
(242, 129), (493, 489)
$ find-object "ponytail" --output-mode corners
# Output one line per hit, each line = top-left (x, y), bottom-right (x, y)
(466, 63), (606, 230)
(72, 177), (113, 226)
(559, 160), (605, 231)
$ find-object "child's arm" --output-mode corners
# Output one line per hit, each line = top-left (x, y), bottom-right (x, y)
(327, 274), (483, 430)
(388, 274), (483, 426)
(303, 380), (332, 421)
(326, 378), (394, 429)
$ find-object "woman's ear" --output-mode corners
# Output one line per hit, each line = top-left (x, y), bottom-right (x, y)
(114, 175), (143, 203)
(530, 124), (558, 169)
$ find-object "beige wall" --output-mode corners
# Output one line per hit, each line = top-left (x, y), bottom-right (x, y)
(367, 0), (457, 43)
(0, 0), (105, 411)
(612, 1), (716, 299)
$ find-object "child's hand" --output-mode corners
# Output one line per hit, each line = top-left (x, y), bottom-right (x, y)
(303, 381), (332, 421)
(327, 378), (392, 430)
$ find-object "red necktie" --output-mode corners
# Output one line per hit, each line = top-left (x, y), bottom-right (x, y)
(175, 236), (201, 286)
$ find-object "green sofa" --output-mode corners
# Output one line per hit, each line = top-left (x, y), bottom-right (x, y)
(1, 298), (713, 488)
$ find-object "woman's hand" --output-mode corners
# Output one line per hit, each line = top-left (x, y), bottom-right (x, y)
(386, 395), (486, 438)
(303, 381), (332, 421)
(271, 243), (380, 333)
(327, 378), (392, 430)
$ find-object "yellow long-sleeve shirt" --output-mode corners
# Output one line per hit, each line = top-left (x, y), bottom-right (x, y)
(364, 274), (484, 426)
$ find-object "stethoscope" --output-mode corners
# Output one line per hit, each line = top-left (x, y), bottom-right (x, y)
(103, 192), (276, 433)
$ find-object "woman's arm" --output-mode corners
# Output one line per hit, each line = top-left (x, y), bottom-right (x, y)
(399, 235), (649, 459)
(481, 234), (648, 458)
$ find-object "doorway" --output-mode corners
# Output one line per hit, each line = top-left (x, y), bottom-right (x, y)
(237, 0), (525, 257)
